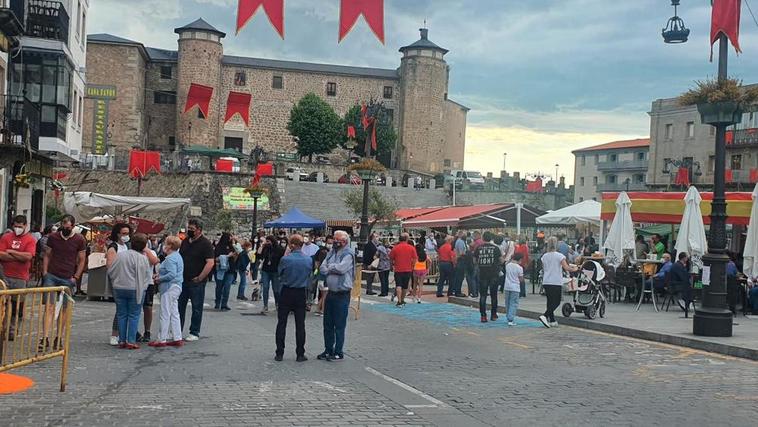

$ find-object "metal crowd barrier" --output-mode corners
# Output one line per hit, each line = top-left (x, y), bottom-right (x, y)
(0, 282), (74, 392)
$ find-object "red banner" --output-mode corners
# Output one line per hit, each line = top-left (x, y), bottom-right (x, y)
(253, 162), (274, 185)
(128, 216), (165, 235)
(711, 0), (742, 59)
(216, 159), (234, 173)
(360, 104), (377, 151)
(339, 0), (384, 43)
(184, 83), (214, 118)
(525, 178), (543, 193)
(347, 125), (356, 139)
(751, 168), (758, 183)
(128, 150), (161, 178)
(674, 167), (690, 187)
(236, 0), (285, 38)
(224, 91), (252, 125)
(725, 169), (734, 183)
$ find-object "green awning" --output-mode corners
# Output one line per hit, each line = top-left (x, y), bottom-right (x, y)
(181, 145), (248, 159)
(636, 224), (678, 237)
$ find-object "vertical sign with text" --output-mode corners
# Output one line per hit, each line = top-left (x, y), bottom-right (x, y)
(92, 99), (109, 155)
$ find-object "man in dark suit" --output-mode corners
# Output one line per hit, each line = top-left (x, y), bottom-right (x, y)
(669, 252), (693, 316)
(363, 233), (378, 295)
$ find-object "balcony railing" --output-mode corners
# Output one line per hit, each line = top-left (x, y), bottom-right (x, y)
(596, 159), (648, 171)
(0, 94), (41, 152)
(726, 128), (758, 148)
(11, 0), (69, 44)
(596, 182), (647, 192)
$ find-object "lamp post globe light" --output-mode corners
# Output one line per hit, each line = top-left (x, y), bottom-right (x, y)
(661, 2), (734, 337)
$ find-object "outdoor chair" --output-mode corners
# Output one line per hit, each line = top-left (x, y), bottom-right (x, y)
(662, 276), (692, 318)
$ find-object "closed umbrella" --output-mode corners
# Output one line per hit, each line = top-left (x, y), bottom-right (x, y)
(743, 184), (758, 281)
(674, 186), (708, 271)
(603, 192), (635, 267)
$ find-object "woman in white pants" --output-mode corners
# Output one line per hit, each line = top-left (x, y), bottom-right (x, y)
(149, 236), (185, 347)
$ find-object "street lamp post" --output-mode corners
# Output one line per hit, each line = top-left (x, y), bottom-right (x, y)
(357, 136), (373, 264)
(555, 164), (559, 181)
(250, 193), (261, 240)
(503, 152), (507, 171)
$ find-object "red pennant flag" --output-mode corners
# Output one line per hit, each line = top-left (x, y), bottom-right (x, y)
(526, 178), (543, 193)
(369, 121), (377, 151)
(252, 162), (274, 185)
(725, 169), (734, 183)
(674, 167), (691, 187)
(128, 216), (165, 235)
(236, 0), (285, 38)
(339, 0), (384, 44)
(347, 125), (356, 139)
(750, 168), (758, 183)
(711, 0), (742, 60)
(128, 150), (161, 178)
(184, 83), (214, 118)
(224, 91), (252, 125)
(360, 103), (369, 129)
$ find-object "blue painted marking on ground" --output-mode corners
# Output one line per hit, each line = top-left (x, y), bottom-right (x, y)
(366, 302), (543, 329)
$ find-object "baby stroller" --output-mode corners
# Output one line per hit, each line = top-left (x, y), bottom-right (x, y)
(562, 260), (607, 319)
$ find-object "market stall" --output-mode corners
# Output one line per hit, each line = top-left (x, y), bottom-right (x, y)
(265, 207), (326, 229)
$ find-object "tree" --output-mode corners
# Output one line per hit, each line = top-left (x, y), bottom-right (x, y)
(342, 188), (399, 234)
(287, 93), (344, 162)
(343, 101), (397, 165)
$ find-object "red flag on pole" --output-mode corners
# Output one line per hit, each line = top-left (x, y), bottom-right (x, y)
(252, 162), (274, 185)
(674, 167), (691, 187)
(526, 178), (543, 193)
(339, 0), (384, 43)
(128, 150), (161, 178)
(184, 83), (214, 118)
(224, 91), (252, 125)
(711, 0), (742, 59)
(236, 0), (285, 38)
(347, 125), (356, 139)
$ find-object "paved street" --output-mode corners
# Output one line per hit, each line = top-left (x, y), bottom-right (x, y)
(2, 288), (757, 426)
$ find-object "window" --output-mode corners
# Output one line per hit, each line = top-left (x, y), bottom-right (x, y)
(75, 1), (81, 39)
(665, 123), (673, 140)
(160, 66), (172, 80)
(198, 109), (205, 119)
(383, 86), (393, 99)
(581, 155), (586, 166)
(594, 154), (599, 164)
(72, 90), (78, 124)
(687, 121), (695, 138)
(607, 175), (617, 184)
(708, 155), (716, 174)
(580, 177), (585, 186)
(609, 154), (618, 162)
(710, 126), (716, 136)
(153, 91), (176, 104)
(593, 176), (598, 185)
(444, 159), (451, 167)
(81, 12), (86, 46)
(78, 95), (83, 127)
(637, 152), (645, 161)
(731, 155), (742, 170)
(326, 82), (336, 97)
(168, 137), (176, 147)
(234, 71), (246, 86)
(272, 75), (283, 89)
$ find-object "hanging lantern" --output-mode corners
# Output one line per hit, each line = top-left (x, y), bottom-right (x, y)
(662, 0), (690, 43)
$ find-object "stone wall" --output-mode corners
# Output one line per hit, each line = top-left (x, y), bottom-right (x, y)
(145, 62), (178, 150)
(443, 100), (467, 171)
(83, 43), (146, 154)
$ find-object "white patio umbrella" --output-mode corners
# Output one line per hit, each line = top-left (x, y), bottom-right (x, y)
(602, 192), (635, 267)
(674, 186), (708, 271)
(742, 184), (758, 281)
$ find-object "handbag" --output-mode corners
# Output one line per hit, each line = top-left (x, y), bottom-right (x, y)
(369, 258), (380, 270)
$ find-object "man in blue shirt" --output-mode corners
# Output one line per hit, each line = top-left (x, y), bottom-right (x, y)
(275, 234), (313, 362)
(317, 230), (355, 362)
(645, 253), (672, 292)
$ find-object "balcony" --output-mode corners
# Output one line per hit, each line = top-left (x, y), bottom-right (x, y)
(0, 94), (41, 152)
(596, 182), (647, 192)
(11, 0), (69, 45)
(596, 159), (648, 171)
(726, 128), (758, 149)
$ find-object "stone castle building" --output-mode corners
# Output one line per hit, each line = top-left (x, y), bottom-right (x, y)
(83, 18), (468, 174)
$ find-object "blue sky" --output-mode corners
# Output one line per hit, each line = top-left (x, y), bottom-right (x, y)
(90, 0), (758, 182)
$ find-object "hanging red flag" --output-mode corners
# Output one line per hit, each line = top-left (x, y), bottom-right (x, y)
(526, 178), (543, 193)
(184, 83), (214, 118)
(216, 159), (235, 173)
(339, 0), (384, 44)
(128, 216), (165, 235)
(726, 130), (735, 145)
(252, 162), (274, 185)
(224, 91), (252, 125)
(750, 168), (758, 183)
(710, 0), (742, 60)
(674, 167), (691, 187)
(128, 150), (161, 178)
(725, 169), (734, 182)
(347, 125), (356, 139)
(236, 0), (285, 38)
(360, 103), (369, 129)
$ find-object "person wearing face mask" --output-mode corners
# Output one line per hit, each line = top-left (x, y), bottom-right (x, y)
(259, 235), (285, 313)
(178, 219), (215, 342)
(312, 236), (333, 315)
(0, 215), (37, 341)
(106, 223), (134, 345)
(41, 215), (87, 351)
(317, 231), (355, 362)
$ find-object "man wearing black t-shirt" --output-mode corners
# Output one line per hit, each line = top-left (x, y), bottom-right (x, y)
(474, 232), (503, 323)
(178, 218), (215, 341)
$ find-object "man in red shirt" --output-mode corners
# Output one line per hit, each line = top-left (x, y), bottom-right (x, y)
(436, 235), (456, 297)
(389, 233), (417, 307)
(514, 238), (530, 297)
(0, 215), (37, 340)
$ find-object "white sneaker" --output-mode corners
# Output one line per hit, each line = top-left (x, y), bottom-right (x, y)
(550, 321), (559, 327)
(109, 336), (119, 346)
(539, 315), (551, 328)
(184, 334), (199, 342)
(507, 321), (516, 326)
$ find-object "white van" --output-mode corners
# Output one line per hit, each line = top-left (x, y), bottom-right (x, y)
(449, 170), (485, 189)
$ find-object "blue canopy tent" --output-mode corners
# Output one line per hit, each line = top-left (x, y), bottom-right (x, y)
(264, 207), (326, 229)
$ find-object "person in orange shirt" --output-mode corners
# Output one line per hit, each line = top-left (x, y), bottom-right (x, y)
(389, 233), (417, 307)
(435, 235), (456, 297)
(513, 238), (530, 297)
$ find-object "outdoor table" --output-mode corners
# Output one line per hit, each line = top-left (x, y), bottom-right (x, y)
(636, 259), (663, 312)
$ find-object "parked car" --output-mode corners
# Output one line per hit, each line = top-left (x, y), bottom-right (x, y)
(315, 155), (331, 165)
(286, 167), (308, 181)
(306, 172), (330, 183)
(338, 173), (362, 185)
(448, 170), (485, 189)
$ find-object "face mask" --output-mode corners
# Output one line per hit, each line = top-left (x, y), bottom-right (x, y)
(333, 242), (343, 250)
(317, 241), (325, 247)
(120, 235), (130, 244)
(61, 227), (73, 237)
(187, 230), (196, 239)
(13, 227), (24, 236)
(326, 244), (333, 250)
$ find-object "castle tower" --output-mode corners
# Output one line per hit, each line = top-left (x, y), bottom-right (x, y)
(397, 28), (450, 173)
(174, 18), (225, 148)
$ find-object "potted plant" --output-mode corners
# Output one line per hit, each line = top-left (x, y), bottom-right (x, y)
(243, 182), (268, 199)
(679, 77), (758, 126)
(348, 158), (386, 180)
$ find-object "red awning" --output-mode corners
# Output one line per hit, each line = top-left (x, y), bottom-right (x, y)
(402, 204), (511, 228)
(394, 207), (446, 221)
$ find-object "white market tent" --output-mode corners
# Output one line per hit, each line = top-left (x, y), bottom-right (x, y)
(536, 200), (602, 226)
(63, 192), (191, 220)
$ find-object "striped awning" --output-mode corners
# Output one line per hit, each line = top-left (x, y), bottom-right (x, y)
(327, 219), (357, 228)
(601, 191), (753, 225)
